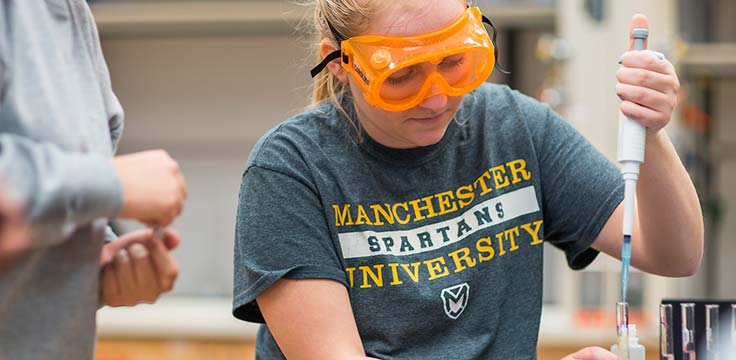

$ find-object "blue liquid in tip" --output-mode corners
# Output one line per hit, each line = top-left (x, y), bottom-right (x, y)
(621, 234), (631, 302)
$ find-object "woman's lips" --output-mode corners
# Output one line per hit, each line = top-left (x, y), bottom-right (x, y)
(410, 111), (446, 123)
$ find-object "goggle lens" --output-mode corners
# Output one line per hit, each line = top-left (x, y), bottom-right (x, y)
(376, 48), (492, 108)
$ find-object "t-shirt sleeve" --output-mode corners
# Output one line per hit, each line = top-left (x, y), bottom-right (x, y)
(232, 164), (347, 323)
(524, 98), (624, 270)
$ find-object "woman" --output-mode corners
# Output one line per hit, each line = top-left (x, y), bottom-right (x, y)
(233, 1), (702, 358)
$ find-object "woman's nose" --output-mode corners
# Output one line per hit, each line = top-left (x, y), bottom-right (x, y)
(418, 85), (448, 111)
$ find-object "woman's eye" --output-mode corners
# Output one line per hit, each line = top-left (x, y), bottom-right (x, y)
(386, 67), (416, 85)
(439, 55), (465, 68)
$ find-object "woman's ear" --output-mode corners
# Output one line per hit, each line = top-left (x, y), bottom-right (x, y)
(320, 38), (348, 83)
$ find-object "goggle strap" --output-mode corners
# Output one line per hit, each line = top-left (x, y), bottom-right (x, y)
(481, 14), (510, 75)
(310, 50), (343, 78)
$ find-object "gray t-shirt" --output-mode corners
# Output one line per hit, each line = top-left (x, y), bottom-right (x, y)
(233, 84), (624, 359)
(0, 1), (123, 359)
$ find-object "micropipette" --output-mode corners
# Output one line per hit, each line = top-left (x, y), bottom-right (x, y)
(618, 22), (649, 305)
(616, 16), (649, 360)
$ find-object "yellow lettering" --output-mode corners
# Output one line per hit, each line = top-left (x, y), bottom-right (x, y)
(495, 232), (506, 256)
(409, 196), (438, 222)
(435, 190), (458, 215)
(473, 172), (493, 196)
(447, 247), (477, 272)
(371, 204), (395, 226)
(505, 227), (520, 252)
(387, 263), (403, 286)
(521, 220), (544, 245)
(456, 184), (475, 208)
(496, 227), (520, 256)
(476, 236), (495, 262)
(400, 262), (422, 283)
(359, 264), (384, 288)
(354, 205), (373, 226)
(392, 203), (411, 225)
(507, 159), (532, 184)
(423, 256), (450, 280)
(490, 165), (510, 190)
(345, 267), (356, 288)
(332, 204), (354, 227)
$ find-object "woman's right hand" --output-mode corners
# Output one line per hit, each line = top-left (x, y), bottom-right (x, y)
(561, 347), (619, 360)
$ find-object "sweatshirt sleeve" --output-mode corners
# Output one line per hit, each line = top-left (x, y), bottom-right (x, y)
(0, 1), (124, 247)
(81, 2), (125, 151)
(0, 133), (123, 247)
(0, 3), (8, 105)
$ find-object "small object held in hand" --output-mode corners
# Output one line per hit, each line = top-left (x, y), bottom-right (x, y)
(152, 227), (165, 241)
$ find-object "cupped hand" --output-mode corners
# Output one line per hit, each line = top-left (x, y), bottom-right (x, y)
(99, 228), (180, 307)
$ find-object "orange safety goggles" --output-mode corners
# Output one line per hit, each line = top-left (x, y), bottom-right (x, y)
(310, 7), (502, 112)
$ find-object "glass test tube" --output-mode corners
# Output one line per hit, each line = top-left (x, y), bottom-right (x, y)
(731, 304), (736, 354)
(660, 304), (674, 360)
(682, 303), (696, 360)
(705, 304), (719, 360)
(617, 302), (630, 360)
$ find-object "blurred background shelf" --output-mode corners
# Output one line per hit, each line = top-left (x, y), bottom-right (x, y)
(90, 1), (305, 37)
(97, 297), (259, 340)
(679, 43), (736, 78)
(479, 3), (556, 28)
(90, 1), (555, 38)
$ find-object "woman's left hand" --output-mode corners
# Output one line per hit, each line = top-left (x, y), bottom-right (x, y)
(616, 15), (680, 133)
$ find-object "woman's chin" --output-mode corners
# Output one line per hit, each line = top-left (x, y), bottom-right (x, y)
(410, 129), (448, 148)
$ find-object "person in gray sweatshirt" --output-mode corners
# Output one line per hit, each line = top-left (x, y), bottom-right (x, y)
(0, 1), (188, 359)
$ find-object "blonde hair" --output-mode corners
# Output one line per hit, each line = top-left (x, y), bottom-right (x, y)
(310, 0), (376, 127)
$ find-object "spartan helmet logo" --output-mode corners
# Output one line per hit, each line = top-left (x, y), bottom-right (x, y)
(441, 283), (470, 319)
